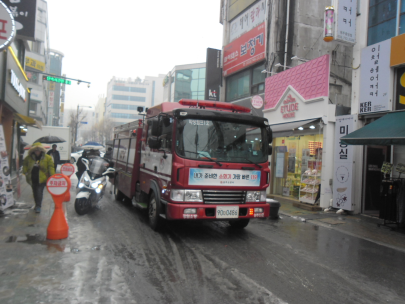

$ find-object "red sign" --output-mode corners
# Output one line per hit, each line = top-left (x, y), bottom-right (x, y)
(280, 94), (299, 118)
(61, 163), (75, 177)
(251, 95), (264, 109)
(223, 22), (266, 76)
(46, 174), (70, 196)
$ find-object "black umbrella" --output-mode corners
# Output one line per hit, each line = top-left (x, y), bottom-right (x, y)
(34, 136), (66, 144)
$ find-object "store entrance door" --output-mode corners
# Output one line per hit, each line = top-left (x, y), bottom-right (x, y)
(363, 145), (390, 215)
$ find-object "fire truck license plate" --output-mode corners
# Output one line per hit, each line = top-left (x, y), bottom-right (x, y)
(216, 206), (239, 219)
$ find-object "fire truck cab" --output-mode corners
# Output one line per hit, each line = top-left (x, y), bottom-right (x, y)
(112, 99), (273, 230)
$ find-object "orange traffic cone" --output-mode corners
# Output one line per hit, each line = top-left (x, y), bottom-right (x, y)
(47, 174), (70, 240)
(47, 195), (69, 240)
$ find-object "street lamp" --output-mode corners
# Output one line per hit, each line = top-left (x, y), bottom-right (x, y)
(75, 105), (92, 145)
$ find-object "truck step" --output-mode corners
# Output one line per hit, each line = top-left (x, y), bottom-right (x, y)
(133, 202), (148, 209)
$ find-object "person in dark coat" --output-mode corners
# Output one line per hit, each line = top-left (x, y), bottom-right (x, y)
(104, 147), (113, 160)
(47, 144), (61, 171)
(76, 150), (88, 182)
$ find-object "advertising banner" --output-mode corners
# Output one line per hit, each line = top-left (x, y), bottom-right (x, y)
(229, 0), (266, 42)
(359, 39), (392, 114)
(335, 0), (357, 45)
(333, 115), (355, 211)
(189, 168), (260, 187)
(223, 22), (265, 76)
(395, 67), (405, 110)
(25, 56), (45, 72)
(4, 0), (37, 40)
(204, 48), (221, 101)
(0, 125), (14, 211)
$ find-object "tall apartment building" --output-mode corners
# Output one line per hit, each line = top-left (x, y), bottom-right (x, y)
(106, 75), (165, 126)
(162, 63), (206, 103)
(48, 49), (64, 126)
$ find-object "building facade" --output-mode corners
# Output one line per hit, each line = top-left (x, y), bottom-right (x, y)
(219, 0), (354, 210)
(162, 63), (206, 103)
(106, 75), (165, 126)
(48, 49), (64, 126)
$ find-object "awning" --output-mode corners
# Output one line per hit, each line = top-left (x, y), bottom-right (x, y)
(270, 118), (319, 137)
(341, 111), (405, 145)
(13, 113), (42, 129)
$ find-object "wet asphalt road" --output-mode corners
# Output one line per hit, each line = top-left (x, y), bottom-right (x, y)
(61, 187), (405, 304)
(2, 181), (405, 304)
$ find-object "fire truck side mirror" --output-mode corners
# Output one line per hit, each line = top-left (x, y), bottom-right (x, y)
(267, 126), (273, 144)
(150, 118), (160, 136)
(148, 136), (161, 149)
(268, 145), (273, 156)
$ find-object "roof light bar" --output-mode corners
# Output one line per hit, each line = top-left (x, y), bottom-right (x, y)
(179, 99), (251, 113)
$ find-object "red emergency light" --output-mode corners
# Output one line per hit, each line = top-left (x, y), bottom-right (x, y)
(179, 99), (251, 113)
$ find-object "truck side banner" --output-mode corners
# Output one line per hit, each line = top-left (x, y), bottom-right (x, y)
(189, 168), (261, 187)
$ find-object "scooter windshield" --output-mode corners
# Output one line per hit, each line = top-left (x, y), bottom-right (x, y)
(88, 157), (109, 175)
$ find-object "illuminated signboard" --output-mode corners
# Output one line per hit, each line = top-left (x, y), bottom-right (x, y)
(42, 75), (71, 85)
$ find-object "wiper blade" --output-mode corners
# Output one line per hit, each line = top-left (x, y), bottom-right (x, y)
(233, 157), (263, 168)
(183, 150), (222, 166)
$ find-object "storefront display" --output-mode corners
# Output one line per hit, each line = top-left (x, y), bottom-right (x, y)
(272, 134), (323, 202)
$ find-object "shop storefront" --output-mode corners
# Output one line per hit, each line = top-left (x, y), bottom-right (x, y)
(263, 55), (336, 209)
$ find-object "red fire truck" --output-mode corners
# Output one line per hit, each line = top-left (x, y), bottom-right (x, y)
(112, 99), (273, 230)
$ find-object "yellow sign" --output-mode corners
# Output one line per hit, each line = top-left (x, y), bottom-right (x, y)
(25, 56), (45, 72)
(391, 33), (405, 67)
(49, 82), (55, 90)
(60, 102), (64, 113)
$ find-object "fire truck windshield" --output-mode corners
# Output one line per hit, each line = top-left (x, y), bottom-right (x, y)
(176, 119), (268, 163)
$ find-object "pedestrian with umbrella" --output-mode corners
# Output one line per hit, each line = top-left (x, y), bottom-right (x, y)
(22, 142), (55, 213)
(47, 144), (60, 172)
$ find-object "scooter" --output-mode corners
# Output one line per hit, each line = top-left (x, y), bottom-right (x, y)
(75, 157), (115, 215)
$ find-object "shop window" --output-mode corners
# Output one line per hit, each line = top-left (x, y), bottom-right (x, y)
(226, 64), (265, 102)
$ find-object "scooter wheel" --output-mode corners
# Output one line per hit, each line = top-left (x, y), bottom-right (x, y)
(75, 197), (90, 215)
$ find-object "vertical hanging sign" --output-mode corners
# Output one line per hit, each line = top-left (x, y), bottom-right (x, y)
(359, 39), (392, 114)
(335, 0), (357, 45)
(333, 115), (355, 211)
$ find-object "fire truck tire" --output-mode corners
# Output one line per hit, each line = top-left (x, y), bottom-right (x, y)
(149, 192), (162, 231)
(114, 180), (124, 201)
(229, 219), (250, 229)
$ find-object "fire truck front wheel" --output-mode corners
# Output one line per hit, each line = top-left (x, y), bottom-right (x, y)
(229, 219), (250, 229)
(149, 192), (163, 231)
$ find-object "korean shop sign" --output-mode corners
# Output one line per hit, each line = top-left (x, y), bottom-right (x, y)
(4, 0), (36, 40)
(395, 67), (405, 111)
(333, 115), (355, 211)
(229, 0), (266, 42)
(25, 56), (45, 72)
(359, 39), (392, 114)
(335, 0), (356, 45)
(0, 1), (15, 50)
(223, 22), (265, 76)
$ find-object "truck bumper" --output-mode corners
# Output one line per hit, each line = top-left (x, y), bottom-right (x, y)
(165, 202), (270, 220)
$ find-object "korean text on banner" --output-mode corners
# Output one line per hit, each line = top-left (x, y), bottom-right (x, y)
(333, 115), (355, 211)
(189, 169), (261, 187)
(359, 39), (392, 114)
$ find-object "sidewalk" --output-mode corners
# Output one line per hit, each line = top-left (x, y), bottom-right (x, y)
(270, 194), (405, 253)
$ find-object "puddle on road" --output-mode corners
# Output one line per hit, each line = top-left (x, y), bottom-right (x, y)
(5, 234), (103, 254)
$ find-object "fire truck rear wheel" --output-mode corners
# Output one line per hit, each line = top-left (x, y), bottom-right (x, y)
(114, 180), (124, 201)
(149, 192), (162, 231)
(228, 219), (250, 229)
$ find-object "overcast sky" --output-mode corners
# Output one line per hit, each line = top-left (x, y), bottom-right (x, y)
(47, 0), (223, 110)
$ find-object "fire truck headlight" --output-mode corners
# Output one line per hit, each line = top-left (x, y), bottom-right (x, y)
(184, 208), (197, 214)
(254, 208), (263, 213)
(184, 190), (203, 202)
(246, 191), (266, 202)
(171, 189), (185, 201)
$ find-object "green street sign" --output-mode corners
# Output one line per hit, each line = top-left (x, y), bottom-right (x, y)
(42, 75), (71, 85)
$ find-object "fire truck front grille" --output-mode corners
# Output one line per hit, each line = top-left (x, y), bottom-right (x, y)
(202, 190), (246, 204)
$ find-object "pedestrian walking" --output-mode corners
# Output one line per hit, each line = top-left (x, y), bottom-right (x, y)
(23, 142), (55, 213)
(47, 144), (61, 172)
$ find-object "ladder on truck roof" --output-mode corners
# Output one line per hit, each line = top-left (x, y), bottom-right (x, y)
(113, 119), (143, 138)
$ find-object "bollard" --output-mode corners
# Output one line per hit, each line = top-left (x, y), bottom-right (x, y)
(46, 174), (70, 240)
(60, 163), (75, 202)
